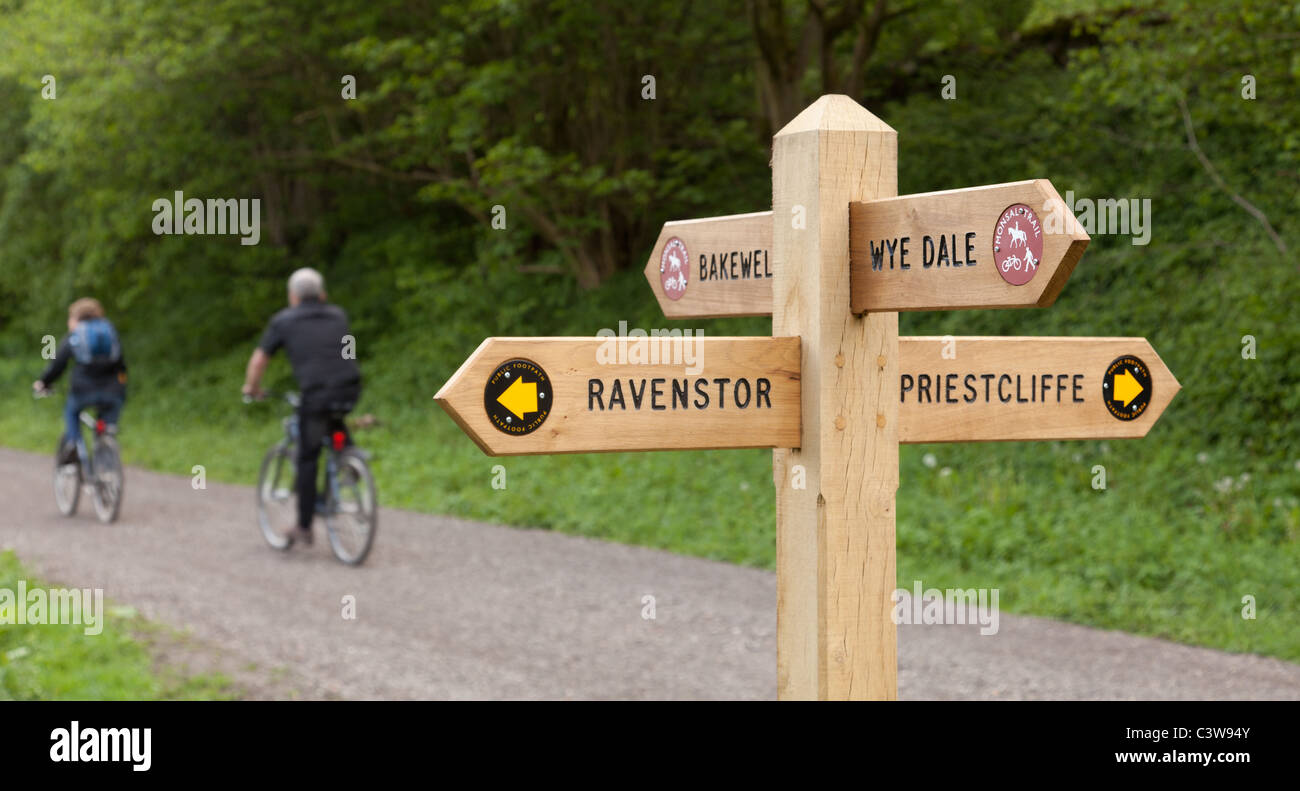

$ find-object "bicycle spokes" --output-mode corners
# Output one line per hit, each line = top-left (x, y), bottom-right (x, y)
(257, 447), (297, 551)
(324, 454), (376, 566)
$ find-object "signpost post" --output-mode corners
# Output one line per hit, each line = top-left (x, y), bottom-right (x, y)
(770, 96), (900, 700)
(437, 94), (1182, 701)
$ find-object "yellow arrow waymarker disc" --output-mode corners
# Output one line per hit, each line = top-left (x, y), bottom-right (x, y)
(1102, 355), (1153, 421)
(483, 359), (552, 435)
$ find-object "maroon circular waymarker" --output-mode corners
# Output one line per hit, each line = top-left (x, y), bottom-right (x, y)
(659, 237), (689, 300)
(993, 204), (1043, 286)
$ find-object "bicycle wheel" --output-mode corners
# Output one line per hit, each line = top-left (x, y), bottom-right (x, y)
(325, 450), (377, 566)
(257, 445), (297, 551)
(52, 439), (80, 517)
(91, 437), (124, 523)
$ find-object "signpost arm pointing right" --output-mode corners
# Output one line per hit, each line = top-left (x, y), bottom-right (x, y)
(773, 95), (899, 700)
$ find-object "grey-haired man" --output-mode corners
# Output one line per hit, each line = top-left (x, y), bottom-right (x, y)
(242, 268), (361, 546)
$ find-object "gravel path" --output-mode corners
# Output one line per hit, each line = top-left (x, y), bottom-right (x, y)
(1, 447), (1296, 700)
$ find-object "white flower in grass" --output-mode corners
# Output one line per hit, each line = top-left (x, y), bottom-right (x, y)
(1214, 477), (1234, 494)
(923, 453), (937, 469)
(1196, 452), (1209, 464)
(939, 467), (952, 478)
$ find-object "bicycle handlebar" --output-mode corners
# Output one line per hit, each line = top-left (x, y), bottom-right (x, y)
(243, 391), (300, 407)
(34, 388), (112, 431)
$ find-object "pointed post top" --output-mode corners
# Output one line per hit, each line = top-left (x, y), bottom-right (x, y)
(774, 94), (896, 137)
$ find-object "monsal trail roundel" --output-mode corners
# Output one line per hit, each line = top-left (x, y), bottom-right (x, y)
(993, 204), (1044, 286)
(659, 237), (689, 301)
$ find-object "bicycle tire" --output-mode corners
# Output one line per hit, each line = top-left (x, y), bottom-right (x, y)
(52, 438), (80, 517)
(91, 437), (124, 524)
(325, 449), (377, 566)
(256, 444), (297, 551)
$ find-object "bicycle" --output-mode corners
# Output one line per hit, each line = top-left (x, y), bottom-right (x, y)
(34, 387), (125, 523)
(246, 391), (378, 566)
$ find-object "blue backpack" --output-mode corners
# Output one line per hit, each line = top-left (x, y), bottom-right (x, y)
(70, 318), (122, 366)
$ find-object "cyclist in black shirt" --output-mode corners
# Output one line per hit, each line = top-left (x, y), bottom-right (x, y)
(242, 268), (362, 546)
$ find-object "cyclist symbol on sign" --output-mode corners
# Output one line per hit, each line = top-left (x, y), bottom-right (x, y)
(659, 237), (690, 301)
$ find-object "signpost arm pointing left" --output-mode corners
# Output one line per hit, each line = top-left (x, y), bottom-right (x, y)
(644, 211), (774, 319)
(434, 337), (802, 456)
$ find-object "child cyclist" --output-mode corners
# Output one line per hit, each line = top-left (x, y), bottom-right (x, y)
(32, 298), (128, 460)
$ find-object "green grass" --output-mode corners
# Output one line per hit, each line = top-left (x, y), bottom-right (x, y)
(0, 551), (235, 700)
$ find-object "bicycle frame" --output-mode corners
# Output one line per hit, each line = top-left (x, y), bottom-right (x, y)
(276, 407), (345, 517)
(35, 389), (103, 478)
(72, 412), (105, 479)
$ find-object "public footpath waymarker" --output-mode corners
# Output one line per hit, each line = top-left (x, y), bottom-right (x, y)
(644, 180), (1088, 318)
(438, 95), (1181, 701)
(434, 336), (801, 455)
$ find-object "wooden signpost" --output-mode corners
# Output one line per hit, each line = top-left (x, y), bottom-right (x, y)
(438, 94), (1182, 701)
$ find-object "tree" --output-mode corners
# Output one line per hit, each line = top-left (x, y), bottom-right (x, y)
(337, 1), (762, 287)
